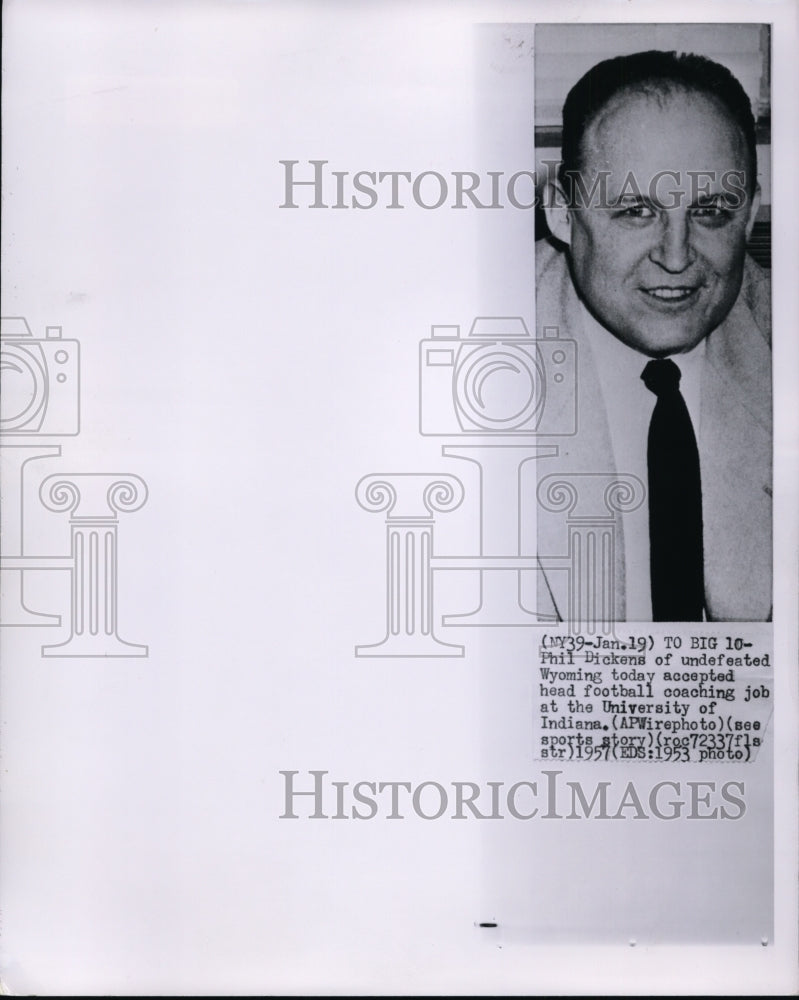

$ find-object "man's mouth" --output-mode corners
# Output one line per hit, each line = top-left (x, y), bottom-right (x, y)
(641, 285), (699, 303)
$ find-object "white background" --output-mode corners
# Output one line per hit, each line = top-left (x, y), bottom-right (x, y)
(2, 0), (797, 994)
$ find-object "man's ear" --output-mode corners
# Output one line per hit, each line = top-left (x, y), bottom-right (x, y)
(543, 179), (572, 246)
(744, 183), (762, 241)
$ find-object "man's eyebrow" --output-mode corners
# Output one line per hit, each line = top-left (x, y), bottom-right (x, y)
(607, 193), (656, 209)
(691, 191), (741, 207)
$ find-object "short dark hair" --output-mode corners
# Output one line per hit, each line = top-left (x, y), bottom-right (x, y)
(558, 50), (757, 198)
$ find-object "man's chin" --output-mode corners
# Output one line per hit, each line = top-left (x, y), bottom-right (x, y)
(587, 297), (714, 358)
(615, 324), (709, 358)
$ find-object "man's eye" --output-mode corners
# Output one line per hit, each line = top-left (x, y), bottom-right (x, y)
(692, 205), (731, 223)
(613, 204), (655, 220)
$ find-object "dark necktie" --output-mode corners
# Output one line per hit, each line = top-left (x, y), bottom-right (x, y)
(641, 358), (704, 621)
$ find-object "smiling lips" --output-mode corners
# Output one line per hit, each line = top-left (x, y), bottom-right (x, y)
(642, 285), (700, 303)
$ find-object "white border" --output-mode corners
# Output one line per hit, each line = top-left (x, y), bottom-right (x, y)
(1, 0), (795, 994)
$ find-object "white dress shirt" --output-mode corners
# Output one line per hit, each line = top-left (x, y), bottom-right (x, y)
(578, 303), (706, 621)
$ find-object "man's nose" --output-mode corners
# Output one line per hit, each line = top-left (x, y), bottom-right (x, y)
(648, 211), (694, 273)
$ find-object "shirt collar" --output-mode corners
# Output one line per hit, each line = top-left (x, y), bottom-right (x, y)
(577, 302), (706, 428)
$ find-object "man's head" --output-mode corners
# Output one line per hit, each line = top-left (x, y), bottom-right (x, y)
(544, 51), (761, 357)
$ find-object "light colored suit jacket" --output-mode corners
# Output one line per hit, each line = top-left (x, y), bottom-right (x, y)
(534, 239), (772, 623)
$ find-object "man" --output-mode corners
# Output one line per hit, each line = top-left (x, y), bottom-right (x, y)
(535, 51), (771, 622)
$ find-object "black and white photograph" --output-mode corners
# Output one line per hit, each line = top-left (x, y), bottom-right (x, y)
(533, 24), (771, 626)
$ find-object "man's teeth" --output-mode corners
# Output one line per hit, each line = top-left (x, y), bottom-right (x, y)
(645, 287), (695, 300)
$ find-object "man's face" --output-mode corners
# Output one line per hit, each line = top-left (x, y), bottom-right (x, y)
(557, 89), (759, 357)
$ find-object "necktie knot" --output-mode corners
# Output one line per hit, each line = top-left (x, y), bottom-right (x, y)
(641, 357), (681, 397)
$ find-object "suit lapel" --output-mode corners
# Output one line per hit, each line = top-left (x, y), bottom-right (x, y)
(535, 243), (628, 622)
(700, 288), (772, 620)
